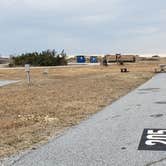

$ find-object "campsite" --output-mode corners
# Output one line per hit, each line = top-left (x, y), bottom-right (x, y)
(0, 58), (164, 157)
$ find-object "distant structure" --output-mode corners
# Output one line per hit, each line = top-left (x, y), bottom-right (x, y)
(0, 57), (9, 64)
(75, 55), (101, 63)
(67, 54), (139, 64)
(105, 54), (138, 63)
(76, 55), (86, 63)
(90, 56), (98, 63)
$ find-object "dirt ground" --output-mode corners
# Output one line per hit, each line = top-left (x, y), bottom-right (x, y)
(0, 61), (162, 158)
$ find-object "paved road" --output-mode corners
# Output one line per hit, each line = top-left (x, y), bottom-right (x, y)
(0, 63), (100, 70)
(2, 74), (166, 166)
(0, 80), (19, 87)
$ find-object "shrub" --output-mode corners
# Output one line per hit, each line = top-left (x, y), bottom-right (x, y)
(12, 49), (67, 66)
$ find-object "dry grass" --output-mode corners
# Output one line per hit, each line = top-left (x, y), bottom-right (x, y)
(0, 61), (160, 158)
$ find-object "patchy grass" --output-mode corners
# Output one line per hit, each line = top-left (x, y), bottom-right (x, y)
(0, 62), (157, 157)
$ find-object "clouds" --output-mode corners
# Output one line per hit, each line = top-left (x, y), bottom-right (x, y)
(0, 0), (119, 14)
(0, 0), (166, 55)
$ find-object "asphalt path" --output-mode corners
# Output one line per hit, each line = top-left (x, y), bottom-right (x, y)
(0, 63), (100, 70)
(0, 80), (19, 87)
(2, 74), (166, 166)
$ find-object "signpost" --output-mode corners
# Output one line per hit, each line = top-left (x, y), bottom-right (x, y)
(25, 64), (31, 85)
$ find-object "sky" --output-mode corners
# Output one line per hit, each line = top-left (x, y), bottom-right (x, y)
(0, 0), (166, 56)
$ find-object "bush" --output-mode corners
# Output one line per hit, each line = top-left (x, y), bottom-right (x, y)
(12, 49), (67, 66)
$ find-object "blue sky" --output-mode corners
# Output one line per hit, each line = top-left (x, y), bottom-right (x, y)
(0, 0), (166, 56)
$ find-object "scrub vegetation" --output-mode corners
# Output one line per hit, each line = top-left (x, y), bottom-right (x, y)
(10, 49), (67, 67)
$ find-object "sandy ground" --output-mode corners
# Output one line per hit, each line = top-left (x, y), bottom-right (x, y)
(0, 61), (161, 158)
